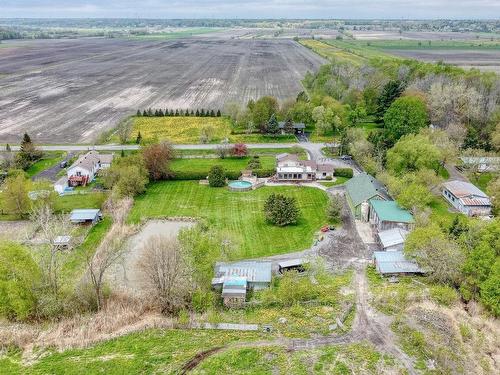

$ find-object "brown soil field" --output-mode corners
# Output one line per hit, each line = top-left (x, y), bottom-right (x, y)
(387, 48), (500, 74)
(0, 37), (324, 144)
(352, 30), (500, 41)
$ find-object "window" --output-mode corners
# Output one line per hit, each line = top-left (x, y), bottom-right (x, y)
(76, 171), (81, 177)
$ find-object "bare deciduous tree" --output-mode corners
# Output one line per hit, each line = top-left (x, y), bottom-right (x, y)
(138, 235), (193, 315)
(116, 118), (133, 144)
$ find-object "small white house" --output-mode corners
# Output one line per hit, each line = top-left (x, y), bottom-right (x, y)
(67, 151), (114, 187)
(442, 180), (492, 217)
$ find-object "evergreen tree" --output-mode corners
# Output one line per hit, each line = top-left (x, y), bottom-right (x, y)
(175, 109), (179, 116)
(267, 114), (279, 134)
(136, 110), (142, 116)
(143, 110), (148, 117)
(154, 109), (159, 116)
(147, 108), (153, 116)
(375, 80), (404, 122)
(208, 165), (226, 187)
(170, 109), (174, 116)
(185, 109), (190, 116)
(158, 109), (164, 117)
(216, 109), (221, 117)
(264, 194), (299, 226)
(6, 144), (11, 152)
(121, 149), (125, 157)
(210, 110), (215, 117)
(200, 109), (205, 117)
(191, 110), (195, 116)
(136, 131), (142, 144)
(196, 109), (200, 116)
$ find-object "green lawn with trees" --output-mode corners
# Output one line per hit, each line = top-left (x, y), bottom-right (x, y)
(129, 181), (329, 258)
(25, 151), (66, 177)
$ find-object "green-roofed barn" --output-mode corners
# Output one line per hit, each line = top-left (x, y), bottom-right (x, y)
(369, 200), (415, 232)
(344, 173), (390, 221)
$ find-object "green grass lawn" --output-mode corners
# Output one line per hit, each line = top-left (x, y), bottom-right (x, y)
(170, 156), (275, 176)
(176, 147), (306, 159)
(26, 152), (66, 177)
(318, 176), (350, 187)
(54, 192), (107, 214)
(129, 181), (329, 258)
(429, 196), (459, 228)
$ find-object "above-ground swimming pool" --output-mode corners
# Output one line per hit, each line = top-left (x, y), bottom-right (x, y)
(228, 180), (253, 191)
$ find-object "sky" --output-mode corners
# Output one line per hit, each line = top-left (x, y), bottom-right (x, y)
(0, 1), (498, 19)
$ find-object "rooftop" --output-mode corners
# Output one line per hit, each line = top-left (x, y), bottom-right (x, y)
(68, 150), (100, 172)
(377, 228), (408, 248)
(443, 180), (491, 206)
(370, 200), (414, 223)
(70, 209), (102, 221)
(345, 173), (390, 207)
(213, 261), (272, 284)
(373, 251), (423, 274)
(278, 121), (305, 129)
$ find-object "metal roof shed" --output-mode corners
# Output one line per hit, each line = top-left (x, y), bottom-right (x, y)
(370, 200), (414, 224)
(377, 228), (408, 251)
(70, 209), (102, 224)
(373, 251), (423, 275)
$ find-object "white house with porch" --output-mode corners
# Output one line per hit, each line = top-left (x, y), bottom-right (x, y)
(67, 151), (114, 187)
(275, 153), (334, 181)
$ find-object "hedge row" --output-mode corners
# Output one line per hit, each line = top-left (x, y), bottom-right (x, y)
(334, 168), (353, 178)
(170, 168), (275, 181)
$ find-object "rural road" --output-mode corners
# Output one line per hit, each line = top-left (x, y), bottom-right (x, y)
(0, 142), (338, 152)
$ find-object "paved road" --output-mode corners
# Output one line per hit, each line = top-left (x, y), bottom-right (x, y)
(1, 143), (302, 152)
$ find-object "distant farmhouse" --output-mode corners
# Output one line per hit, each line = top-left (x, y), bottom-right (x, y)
(345, 173), (390, 221)
(275, 153), (334, 182)
(442, 180), (492, 217)
(211, 261), (272, 307)
(278, 121), (305, 135)
(67, 151), (114, 187)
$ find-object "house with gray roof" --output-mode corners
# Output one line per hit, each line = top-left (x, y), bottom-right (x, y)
(67, 151), (114, 187)
(373, 251), (424, 276)
(275, 153), (334, 182)
(442, 180), (491, 217)
(345, 173), (390, 221)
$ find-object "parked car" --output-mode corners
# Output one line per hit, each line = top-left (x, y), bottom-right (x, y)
(60, 160), (68, 168)
(340, 155), (352, 161)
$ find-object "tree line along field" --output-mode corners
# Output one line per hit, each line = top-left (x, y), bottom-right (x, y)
(0, 37), (325, 144)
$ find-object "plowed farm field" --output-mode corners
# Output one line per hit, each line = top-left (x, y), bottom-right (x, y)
(0, 38), (324, 144)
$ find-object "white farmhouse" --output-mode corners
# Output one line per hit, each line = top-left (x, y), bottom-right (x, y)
(67, 151), (114, 187)
(442, 180), (492, 217)
(275, 153), (334, 181)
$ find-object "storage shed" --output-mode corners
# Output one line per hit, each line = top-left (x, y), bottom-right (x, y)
(369, 200), (414, 232)
(377, 228), (408, 252)
(69, 209), (102, 224)
(373, 251), (423, 276)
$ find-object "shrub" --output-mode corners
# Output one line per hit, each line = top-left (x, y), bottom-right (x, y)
(326, 196), (343, 224)
(0, 241), (40, 321)
(142, 142), (175, 181)
(264, 193), (300, 226)
(231, 143), (248, 158)
(208, 165), (226, 187)
(430, 285), (459, 307)
(334, 168), (353, 178)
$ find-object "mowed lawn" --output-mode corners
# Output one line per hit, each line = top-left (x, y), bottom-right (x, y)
(129, 181), (329, 258)
(170, 156), (275, 176)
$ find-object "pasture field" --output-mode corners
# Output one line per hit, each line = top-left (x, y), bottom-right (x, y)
(0, 38), (324, 144)
(132, 116), (297, 144)
(128, 181), (329, 258)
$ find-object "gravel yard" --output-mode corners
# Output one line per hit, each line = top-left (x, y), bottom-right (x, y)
(0, 37), (324, 144)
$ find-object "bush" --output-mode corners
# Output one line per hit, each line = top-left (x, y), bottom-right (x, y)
(334, 168), (353, 178)
(0, 241), (40, 321)
(264, 193), (300, 226)
(231, 143), (248, 158)
(430, 285), (459, 307)
(208, 165), (226, 187)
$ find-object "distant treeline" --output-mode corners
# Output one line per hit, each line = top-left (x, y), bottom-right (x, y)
(137, 108), (222, 117)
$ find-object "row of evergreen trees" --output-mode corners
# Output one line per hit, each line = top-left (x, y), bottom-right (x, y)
(136, 108), (222, 118)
